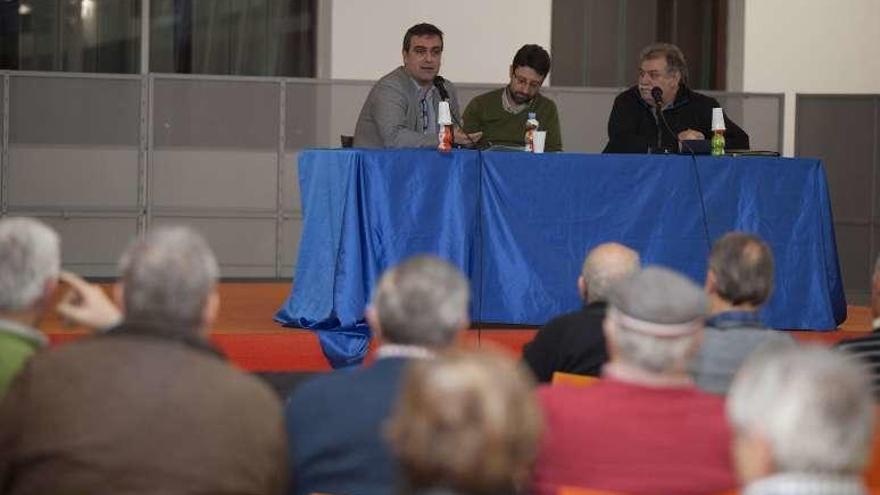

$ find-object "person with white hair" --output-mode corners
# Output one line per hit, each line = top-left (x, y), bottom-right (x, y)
(285, 255), (471, 495)
(836, 252), (880, 399)
(727, 344), (874, 495)
(522, 242), (640, 382)
(531, 266), (737, 495)
(0, 217), (61, 396)
(0, 226), (287, 495)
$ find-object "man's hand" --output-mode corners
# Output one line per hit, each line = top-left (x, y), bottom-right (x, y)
(56, 271), (122, 331)
(678, 129), (705, 141)
(453, 128), (482, 147)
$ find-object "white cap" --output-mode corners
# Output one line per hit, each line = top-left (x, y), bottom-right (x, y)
(437, 101), (452, 125)
(711, 107), (726, 131)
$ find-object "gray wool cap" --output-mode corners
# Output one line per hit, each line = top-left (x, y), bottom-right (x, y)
(608, 265), (707, 336)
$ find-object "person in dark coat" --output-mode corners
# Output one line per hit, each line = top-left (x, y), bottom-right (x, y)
(604, 42), (749, 154)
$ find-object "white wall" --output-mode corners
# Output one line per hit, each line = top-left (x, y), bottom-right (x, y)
(329, 0), (552, 84)
(741, 0), (880, 156)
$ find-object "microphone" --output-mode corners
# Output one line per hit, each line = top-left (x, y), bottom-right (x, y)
(432, 75), (477, 148)
(651, 87), (664, 152)
(433, 75), (450, 101)
(651, 86), (664, 106)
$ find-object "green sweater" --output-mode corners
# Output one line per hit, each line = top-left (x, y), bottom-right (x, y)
(0, 319), (46, 397)
(462, 88), (563, 151)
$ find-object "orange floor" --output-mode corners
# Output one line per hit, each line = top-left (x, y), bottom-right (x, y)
(42, 282), (874, 371)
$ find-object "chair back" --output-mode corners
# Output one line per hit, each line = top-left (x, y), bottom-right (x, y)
(551, 371), (599, 387)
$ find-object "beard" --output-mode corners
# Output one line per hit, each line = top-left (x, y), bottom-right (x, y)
(507, 85), (531, 105)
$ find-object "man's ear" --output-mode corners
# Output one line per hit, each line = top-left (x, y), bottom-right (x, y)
(577, 275), (587, 300)
(200, 290), (220, 335)
(113, 283), (125, 312)
(704, 269), (717, 294)
(366, 305), (383, 343)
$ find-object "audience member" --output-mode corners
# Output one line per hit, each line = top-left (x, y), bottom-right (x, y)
(354, 23), (481, 148)
(386, 348), (542, 495)
(522, 242), (639, 382)
(728, 344), (873, 495)
(463, 44), (562, 151)
(689, 232), (794, 394)
(531, 266), (737, 495)
(285, 255), (471, 495)
(0, 218), (60, 396)
(603, 42), (749, 153)
(836, 253), (880, 398)
(0, 226), (286, 495)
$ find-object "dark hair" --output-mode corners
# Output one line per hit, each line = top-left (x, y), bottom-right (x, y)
(511, 44), (551, 77)
(403, 23), (444, 52)
(709, 232), (774, 306)
(640, 42), (689, 85)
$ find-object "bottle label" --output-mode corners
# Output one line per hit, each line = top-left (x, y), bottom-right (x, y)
(438, 125), (453, 152)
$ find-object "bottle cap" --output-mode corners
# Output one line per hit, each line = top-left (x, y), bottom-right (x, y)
(528, 112), (536, 120)
(437, 101), (452, 125)
(711, 107), (726, 131)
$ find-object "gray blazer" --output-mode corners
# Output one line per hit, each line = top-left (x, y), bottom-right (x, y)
(353, 66), (461, 148)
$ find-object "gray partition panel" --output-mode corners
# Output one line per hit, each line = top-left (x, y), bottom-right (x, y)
(797, 97), (875, 220)
(150, 149), (278, 210)
(37, 216), (139, 277)
(151, 216), (278, 277)
(8, 146), (139, 208)
(545, 88), (619, 153)
(796, 95), (880, 304)
(10, 76), (140, 146)
(285, 81), (320, 149)
(295, 81), (372, 149)
(153, 78), (279, 150)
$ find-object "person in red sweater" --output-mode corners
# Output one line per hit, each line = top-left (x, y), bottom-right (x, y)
(531, 266), (738, 495)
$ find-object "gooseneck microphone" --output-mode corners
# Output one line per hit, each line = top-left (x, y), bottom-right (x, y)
(433, 75), (450, 101)
(432, 75), (477, 148)
(651, 87), (664, 152)
(651, 86), (664, 106)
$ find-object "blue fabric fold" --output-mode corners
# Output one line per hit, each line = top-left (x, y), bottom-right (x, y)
(276, 149), (846, 368)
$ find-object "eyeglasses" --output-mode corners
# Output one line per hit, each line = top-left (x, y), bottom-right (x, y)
(638, 69), (672, 82)
(512, 72), (543, 90)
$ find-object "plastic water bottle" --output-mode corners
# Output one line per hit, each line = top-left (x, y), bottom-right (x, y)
(710, 107), (726, 156)
(524, 112), (539, 152)
(437, 101), (453, 152)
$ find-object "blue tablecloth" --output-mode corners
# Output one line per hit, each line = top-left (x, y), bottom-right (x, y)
(275, 149), (846, 368)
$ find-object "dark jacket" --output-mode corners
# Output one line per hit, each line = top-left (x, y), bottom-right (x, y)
(285, 356), (410, 495)
(603, 85), (750, 154)
(0, 322), (287, 495)
(522, 302), (609, 382)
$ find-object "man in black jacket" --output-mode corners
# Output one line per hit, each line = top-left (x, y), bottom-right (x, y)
(522, 242), (640, 382)
(603, 43), (749, 154)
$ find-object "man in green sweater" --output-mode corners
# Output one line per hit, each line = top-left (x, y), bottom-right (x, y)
(463, 44), (562, 151)
(0, 218), (59, 397)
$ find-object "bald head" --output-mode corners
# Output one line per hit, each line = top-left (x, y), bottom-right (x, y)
(580, 243), (640, 303)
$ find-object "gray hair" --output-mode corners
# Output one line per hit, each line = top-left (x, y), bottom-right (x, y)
(0, 217), (60, 312)
(372, 256), (469, 348)
(728, 345), (874, 475)
(640, 42), (689, 84)
(119, 226), (218, 330)
(581, 242), (640, 303)
(709, 232), (774, 307)
(606, 266), (706, 373)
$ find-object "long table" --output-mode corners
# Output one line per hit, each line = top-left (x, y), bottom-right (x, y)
(275, 149), (846, 368)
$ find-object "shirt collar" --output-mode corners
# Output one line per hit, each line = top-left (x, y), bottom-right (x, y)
(0, 318), (48, 347)
(706, 310), (764, 329)
(744, 473), (866, 495)
(376, 343), (434, 360)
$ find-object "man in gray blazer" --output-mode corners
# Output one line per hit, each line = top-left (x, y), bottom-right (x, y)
(353, 23), (481, 148)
